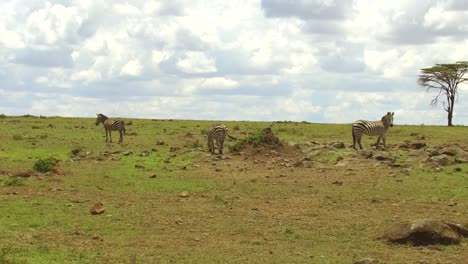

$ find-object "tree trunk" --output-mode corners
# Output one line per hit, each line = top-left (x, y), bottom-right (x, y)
(448, 96), (455, 126)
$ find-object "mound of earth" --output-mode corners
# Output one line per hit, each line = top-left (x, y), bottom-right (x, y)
(382, 219), (468, 246)
(234, 128), (303, 159)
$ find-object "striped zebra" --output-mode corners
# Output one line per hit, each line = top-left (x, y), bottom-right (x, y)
(95, 113), (126, 143)
(207, 124), (237, 154)
(352, 112), (394, 150)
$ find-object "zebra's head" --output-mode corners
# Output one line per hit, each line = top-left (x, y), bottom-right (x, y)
(382, 112), (394, 128)
(95, 113), (106, 126)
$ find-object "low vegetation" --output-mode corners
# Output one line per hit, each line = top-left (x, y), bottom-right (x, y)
(0, 116), (467, 263)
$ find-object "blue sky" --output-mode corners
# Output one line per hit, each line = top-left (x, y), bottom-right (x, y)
(1, 0), (467, 125)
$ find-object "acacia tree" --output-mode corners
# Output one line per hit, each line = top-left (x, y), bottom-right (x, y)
(417, 61), (468, 126)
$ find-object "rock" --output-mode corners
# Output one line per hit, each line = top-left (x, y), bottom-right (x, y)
(425, 148), (440, 157)
(330, 142), (345, 149)
(455, 156), (468, 164)
(179, 191), (190, 198)
(13, 170), (35, 178)
(441, 146), (462, 156)
(427, 154), (453, 166)
(139, 151), (150, 157)
(90, 202), (105, 215)
(71, 149), (81, 156)
(122, 151), (133, 156)
(410, 142), (427, 149)
(353, 150), (373, 159)
(374, 152), (394, 161)
(382, 219), (468, 246)
(156, 141), (165, 145)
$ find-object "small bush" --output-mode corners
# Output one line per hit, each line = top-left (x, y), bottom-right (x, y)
(0, 114), (6, 119)
(22, 114), (36, 118)
(228, 142), (243, 152)
(227, 131), (269, 152)
(3, 177), (25, 187)
(247, 132), (266, 145)
(32, 126), (40, 129)
(233, 125), (240, 131)
(33, 158), (57, 173)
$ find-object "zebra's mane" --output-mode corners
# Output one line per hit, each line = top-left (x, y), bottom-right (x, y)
(99, 113), (109, 119)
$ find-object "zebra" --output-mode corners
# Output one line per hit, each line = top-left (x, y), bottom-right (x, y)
(207, 124), (236, 154)
(95, 113), (126, 143)
(352, 112), (394, 150)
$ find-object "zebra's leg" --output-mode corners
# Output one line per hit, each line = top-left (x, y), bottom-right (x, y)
(105, 129), (108, 142)
(382, 136), (386, 150)
(215, 139), (221, 154)
(357, 136), (363, 149)
(376, 136), (382, 149)
(118, 130), (123, 143)
(219, 138), (225, 155)
(109, 130), (112, 143)
(352, 133), (357, 150)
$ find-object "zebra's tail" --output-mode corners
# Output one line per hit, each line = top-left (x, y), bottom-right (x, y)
(226, 132), (237, 140)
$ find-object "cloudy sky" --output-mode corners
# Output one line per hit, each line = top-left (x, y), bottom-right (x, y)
(1, 0), (467, 125)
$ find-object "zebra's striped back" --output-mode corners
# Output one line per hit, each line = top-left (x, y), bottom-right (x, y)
(352, 112), (394, 150)
(95, 113), (126, 143)
(207, 124), (227, 154)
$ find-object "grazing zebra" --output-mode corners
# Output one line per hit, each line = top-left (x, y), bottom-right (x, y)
(352, 112), (394, 150)
(95, 113), (126, 143)
(207, 124), (237, 154)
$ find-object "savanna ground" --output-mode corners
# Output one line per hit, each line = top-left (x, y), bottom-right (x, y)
(0, 115), (467, 264)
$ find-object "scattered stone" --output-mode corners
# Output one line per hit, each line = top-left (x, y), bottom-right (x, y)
(71, 149), (81, 156)
(179, 191), (190, 198)
(170, 147), (179, 152)
(455, 156), (468, 164)
(382, 219), (468, 246)
(122, 151), (133, 156)
(332, 180), (343, 186)
(134, 164), (145, 169)
(374, 152), (394, 162)
(127, 132), (137, 136)
(332, 141), (346, 149)
(156, 141), (165, 145)
(428, 154), (453, 166)
(410, 142), (427, 150)
(13, 170), (35, 178)
(441, 146), (461, 156)
(90, 202), (105, 215)
(434, 167), (442, 172)
(149, 174), (157, 179)
(353, 150), (373, 159)
(139, 151), (150, 157)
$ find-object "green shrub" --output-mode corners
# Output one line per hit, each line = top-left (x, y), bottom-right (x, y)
(33, 158), (57, 173)
(0, 114), (6, 119)
(247, 132), (266, 145)
(227, 131), (267, 152)
(233, 125), (240, 131)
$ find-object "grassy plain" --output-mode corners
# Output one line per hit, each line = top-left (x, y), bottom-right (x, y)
(0, 115), (467, 263)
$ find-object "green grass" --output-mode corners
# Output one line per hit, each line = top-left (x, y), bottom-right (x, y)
(0, 116), (467, 263)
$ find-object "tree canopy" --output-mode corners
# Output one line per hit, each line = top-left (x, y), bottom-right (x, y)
(418, 61), (468, 126)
